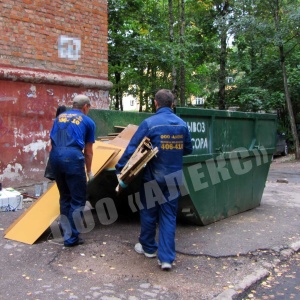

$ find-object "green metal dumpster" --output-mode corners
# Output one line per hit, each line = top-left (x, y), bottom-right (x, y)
(87, 107), (277, 226)
(175, 108), (277, 225)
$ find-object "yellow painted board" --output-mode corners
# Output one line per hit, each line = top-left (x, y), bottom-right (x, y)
(93, 147), (120, 176)
(92, 146), (119, 174)
(94, 141), (125, 170)
(4, 183), (60, 244)
(94, 140), (123, 151)
(4, 148), (117, 245)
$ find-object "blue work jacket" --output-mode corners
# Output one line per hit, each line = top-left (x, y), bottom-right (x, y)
(115, 107), (193, 185)
(50, 110), (95, 150)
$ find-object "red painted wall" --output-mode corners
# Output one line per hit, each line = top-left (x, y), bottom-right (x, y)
(0, 77), (110, 187)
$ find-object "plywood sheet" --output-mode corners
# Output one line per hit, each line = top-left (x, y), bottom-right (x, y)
(4, 148), (117, 245)
(92, 143), (120, 172)
(93, 145), (120, 175)
(95, 140), (125, 170)
(4, 183), (60, 244)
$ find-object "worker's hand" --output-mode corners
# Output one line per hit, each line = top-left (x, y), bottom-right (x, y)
(87, 171), (94, 181)
(116, 174), (128, 189)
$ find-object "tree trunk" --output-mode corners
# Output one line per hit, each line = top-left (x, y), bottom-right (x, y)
(168, 0), (178, 105)
(139, 88), (143, 112)
(138, 67), (144, 112)
(218, 29), (227, 110)
(179, 0), (185, 107)
(114, 71), (121, 111)
(151, 65), (156, 112)
(279, 45), (300, 159)
(274, 0), (300, 159)
(217, 0), (229, 110)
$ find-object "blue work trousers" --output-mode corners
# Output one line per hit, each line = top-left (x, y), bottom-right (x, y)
(50, 147), (87, 245)
(139, 183), (179, 264)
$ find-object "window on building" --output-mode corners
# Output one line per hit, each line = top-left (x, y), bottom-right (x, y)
(227, 77), (234, 84)
(195, 97), (204, 105)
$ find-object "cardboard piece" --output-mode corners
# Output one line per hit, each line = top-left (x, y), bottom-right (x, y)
(4, 148), (117, 245)
(97, 136), (115, 141)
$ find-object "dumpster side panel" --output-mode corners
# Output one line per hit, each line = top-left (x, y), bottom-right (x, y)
(252, 153), (273, 207)
(176, 108), (277, 225)
(181, 155), (259, 225)
(88, 109), (152, 137)
(256, 119), (278, 150)
(213, 117), (255, 152)
(180, 161), (217, 225)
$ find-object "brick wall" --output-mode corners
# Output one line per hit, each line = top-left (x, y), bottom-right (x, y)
(0, 0), (108, 78)
(0, 0), (112, 187)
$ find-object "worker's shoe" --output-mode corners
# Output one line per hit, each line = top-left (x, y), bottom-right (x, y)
(134, 243), (156, 258)
(64, 238), (84, 247)
(158, 260), (172, 271)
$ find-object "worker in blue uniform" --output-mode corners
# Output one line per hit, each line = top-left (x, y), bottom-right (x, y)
(49, 94), (96, 247)
(115, 89), (193, 270)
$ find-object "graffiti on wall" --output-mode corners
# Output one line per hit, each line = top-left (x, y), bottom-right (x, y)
(52, 90), (110, 110)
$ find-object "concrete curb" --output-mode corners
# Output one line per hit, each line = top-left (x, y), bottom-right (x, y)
(212, 240), (300, 300)
(212, 268), (269, 300)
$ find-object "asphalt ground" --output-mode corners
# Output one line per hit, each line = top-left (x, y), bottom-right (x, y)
(0, 154), (299, 300)
(238, 251), (300, 300)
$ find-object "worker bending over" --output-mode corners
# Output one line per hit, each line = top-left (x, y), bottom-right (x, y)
(49, 95), (95, 247)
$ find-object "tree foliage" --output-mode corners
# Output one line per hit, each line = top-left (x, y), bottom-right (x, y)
(107, 0), (300, 157)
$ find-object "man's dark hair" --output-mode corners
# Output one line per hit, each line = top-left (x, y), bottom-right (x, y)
(56, 105), (67, 117)
(155, 89), (174, 108)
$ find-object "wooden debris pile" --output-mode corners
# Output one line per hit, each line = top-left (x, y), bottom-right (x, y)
(115, 137), (158, 194)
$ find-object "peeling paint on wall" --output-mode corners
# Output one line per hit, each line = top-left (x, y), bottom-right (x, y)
(14, 129), (49, 142)
(0, 79), (110, 187)
(22, 140), (48, 157)
(0, 97), (18, 102)
(0, 163), (23, 182)
(54, 90), (110, 109)
(27, 85), (37, 98)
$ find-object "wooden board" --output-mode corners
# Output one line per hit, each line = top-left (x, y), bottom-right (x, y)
(116, 137), (158, 194)
(93, 145), (121, 175)
(109, 124), (138, 148)
(4, 148), (117, 245)
(4, 183), (60, 244)
(95, 140), (126, 169)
